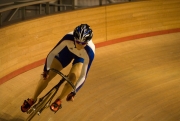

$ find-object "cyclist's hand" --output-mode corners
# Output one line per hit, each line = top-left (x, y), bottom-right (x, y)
(66, 92), (76, 102)
(42, 71), (49, 80)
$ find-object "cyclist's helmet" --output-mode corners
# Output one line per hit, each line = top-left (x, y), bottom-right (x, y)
(73, 24), (93, 43)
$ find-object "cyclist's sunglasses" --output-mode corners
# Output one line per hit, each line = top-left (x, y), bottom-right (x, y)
(75, 40), (87, 45)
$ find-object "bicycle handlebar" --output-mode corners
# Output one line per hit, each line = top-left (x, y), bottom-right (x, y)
(49, 68), (76, 94)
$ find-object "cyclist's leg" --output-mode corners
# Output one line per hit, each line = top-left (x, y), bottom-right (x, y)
(58, 62), (83, 100)
(32, 58), (63, 101)
(50, 62), (83, 112)
(21, 58), (63, 112)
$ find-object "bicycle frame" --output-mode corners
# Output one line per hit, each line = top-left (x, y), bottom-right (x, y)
(26, 68), (76, 121)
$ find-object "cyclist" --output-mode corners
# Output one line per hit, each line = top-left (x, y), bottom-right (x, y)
(21, 24), (95, 112)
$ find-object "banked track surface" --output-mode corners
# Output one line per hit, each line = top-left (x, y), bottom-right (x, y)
(0, 32), (180, 121)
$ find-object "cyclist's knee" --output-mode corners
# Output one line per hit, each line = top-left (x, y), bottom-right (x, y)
(68, 73), (79, 84)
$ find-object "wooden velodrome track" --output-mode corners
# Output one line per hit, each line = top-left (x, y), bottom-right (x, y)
(0, 32), (180, 121)
(1, 0), (180, 121)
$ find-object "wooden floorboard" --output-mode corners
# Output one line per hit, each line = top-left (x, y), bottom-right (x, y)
(0, 32), (180, 121)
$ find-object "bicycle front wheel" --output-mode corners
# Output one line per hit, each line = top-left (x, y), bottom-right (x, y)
(26, 89), (56, 121)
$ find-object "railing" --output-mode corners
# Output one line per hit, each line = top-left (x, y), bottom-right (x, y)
(0, 0), (72, 27)
(0, 0), (130, 27)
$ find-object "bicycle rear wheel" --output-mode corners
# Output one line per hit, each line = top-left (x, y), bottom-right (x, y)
(26, 89), (56, 121)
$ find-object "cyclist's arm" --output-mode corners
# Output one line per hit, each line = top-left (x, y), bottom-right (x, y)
(74, 64), (88, 92)
(75, 56), (94, 92)
(74, 43), (95, 92)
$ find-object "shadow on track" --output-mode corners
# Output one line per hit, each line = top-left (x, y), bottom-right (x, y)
(0, 113), (25, 121)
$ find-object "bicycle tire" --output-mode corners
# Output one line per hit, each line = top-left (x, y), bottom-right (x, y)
(26, 89), (56, 121)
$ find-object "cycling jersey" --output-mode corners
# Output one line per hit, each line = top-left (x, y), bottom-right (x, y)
(43, 32), (95, 92)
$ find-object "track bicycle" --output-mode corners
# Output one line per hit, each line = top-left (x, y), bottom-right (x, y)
(25, 68), (76, 121)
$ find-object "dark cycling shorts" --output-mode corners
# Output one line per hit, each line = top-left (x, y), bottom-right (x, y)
(55, 46), (84, 68)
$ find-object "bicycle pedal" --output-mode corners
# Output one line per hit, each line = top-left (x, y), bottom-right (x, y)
(45, 103), (50, 108)
(27, 107), (34, 114)
(37, 112), (41, 116)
